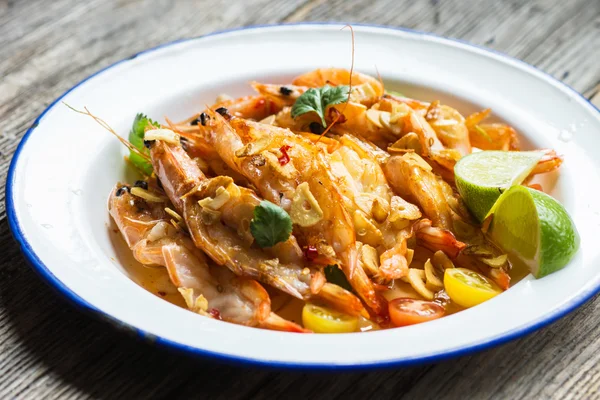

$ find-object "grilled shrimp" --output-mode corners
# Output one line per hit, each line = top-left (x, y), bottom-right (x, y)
(383, 153), (454, 230)
(196, 111), (386, 315)
(528, 149), (563, 177)
(328, 134), (421, 282)
(108, 184), (306, 332)
(424, 102), (471, 156)
(252, 68), (384, 109)
(465, 109), (520, 151)
(148, 137), (368, 317)
(179, 95), (282, 124)
(412, 219), (466, 259)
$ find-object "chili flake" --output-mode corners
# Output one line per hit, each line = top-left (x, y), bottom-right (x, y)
(278, 145), (292, 166)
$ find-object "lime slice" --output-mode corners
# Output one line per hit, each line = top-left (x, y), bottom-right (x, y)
(486, 185), (580, 278)
(455, 151), (543, 221)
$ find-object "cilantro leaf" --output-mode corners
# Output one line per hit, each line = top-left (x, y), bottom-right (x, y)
(324, 265), (353, 292)
(250, 200), (293, 248)
(128, 113), (160, 175)
(291, 85), (349, 127)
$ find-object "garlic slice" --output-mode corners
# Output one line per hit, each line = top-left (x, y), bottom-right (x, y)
(290, 182), (324, 227)
(144, 128), (180, 145)
(130, 187), (166, 202)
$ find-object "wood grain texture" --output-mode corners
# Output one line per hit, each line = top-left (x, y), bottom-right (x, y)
(1, 0), (599, 398)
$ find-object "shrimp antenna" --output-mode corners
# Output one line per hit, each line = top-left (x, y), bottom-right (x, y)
(63, 103), (152, 162)
(375, 65), (384, 90)
(316, 24), (355, 142)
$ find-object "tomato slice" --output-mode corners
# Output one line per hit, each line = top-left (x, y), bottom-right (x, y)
(444, 268), (502, 308)
(388, 298), (445, 327)
(302, 303), (359, 333)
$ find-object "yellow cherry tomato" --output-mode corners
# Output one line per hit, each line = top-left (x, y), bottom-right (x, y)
(302, 303), (358, 333)
(444, 268), (502, 308)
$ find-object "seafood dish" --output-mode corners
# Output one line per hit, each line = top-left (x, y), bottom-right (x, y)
(78, 67), (576, 333)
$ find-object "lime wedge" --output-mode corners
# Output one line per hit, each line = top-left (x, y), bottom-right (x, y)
(455, 151), (543, 221)
(486, 185), (580, 278)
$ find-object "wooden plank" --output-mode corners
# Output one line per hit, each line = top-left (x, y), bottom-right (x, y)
(0, 0), (598, 399)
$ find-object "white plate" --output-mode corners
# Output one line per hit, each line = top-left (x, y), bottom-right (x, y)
(7, 23), (600, 369)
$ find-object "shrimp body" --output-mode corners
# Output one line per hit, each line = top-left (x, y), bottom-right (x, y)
(149, 139), (368, 317)
(384, 154), (454, 230)
(329, 135), (421, 282)
(199, 113), (386, 315)
(108, 184), (306, 331)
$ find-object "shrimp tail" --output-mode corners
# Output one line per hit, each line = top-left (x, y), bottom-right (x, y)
(413, 219), (466, 258)
(261, 313), (311, 333)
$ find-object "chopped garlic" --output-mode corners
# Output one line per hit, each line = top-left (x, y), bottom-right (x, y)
(147, 221), (175, 241)
(164, 207), (182, 221)
(259, 115), (276, 125)
(178, 288), (209, 315)
(130, 187), (165, 202)
(407, 268), (435, 300)
(389, 196), (422, 228)
(197, 186), (231, 210)
(402, 152), (432, 171)
(406, 248), (415, 266)
(424, 259), (444, 290)
(290, 182), (324, 227)
(481, 254), (509, 268)
(390, 132), (421, 153)
(234, 136), (272, 158)
(371, 197), (389, 223)
(144, 128), (180, 145)
(353, 210), (383, 246)
(366, 109), (385, 128)
(360, 244), (380, 276)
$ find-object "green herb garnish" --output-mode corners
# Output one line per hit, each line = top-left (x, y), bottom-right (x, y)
(291, 85), (350, 127)
(250, 200), (293, 248)
(128, 113), (160, 175)
(324, 265), (353, 292)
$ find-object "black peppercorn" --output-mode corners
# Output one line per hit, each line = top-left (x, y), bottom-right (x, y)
(309, 122), (325, 135)
(279, 86), (293, 96)
(200, 112), (208, 126)
(115, 186), (130, 197)
(133, 180), (148, 190)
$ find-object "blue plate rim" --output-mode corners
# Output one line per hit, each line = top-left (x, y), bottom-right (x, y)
(5, 22), (600, 371)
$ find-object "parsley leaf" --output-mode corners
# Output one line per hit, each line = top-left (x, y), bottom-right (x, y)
(128, 113), (160, 175)
(291, 85), (349, 127)
(324, 265), (353, 292)
(250, 200), (293, 248)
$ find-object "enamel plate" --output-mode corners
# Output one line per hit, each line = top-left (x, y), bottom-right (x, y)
(7, 24), (600, 369)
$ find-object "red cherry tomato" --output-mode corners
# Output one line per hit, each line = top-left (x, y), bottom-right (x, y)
(388, 298), (445, 327)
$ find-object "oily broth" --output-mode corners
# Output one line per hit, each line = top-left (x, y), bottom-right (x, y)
(107, 88), (536, 330)
(109, 222), (186, 308)
(111, 217), (527, 330)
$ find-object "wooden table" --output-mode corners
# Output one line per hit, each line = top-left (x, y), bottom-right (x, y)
(1, 0), (599, 398)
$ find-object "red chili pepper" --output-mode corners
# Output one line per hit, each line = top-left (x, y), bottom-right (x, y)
(278, 145), (292, 166)
(209, 308), (222, 320)
(304, 245), (318, 262)
(328, 107), (347, 124)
